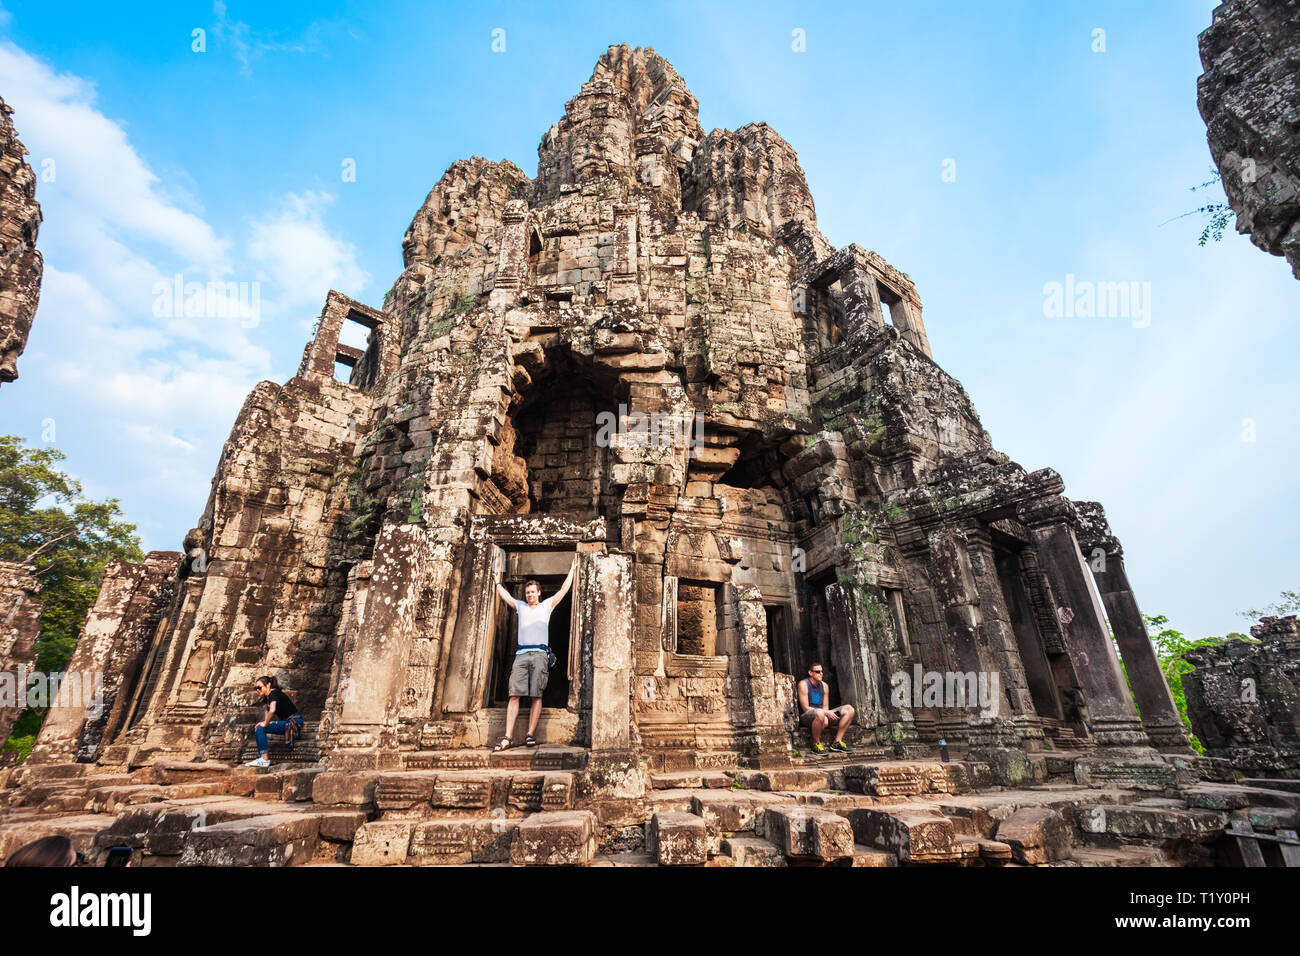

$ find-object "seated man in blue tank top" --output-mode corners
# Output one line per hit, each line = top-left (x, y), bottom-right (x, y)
(797, 662), (855, 755)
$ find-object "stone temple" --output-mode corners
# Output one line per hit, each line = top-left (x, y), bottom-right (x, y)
(2, 46), (1297, 867)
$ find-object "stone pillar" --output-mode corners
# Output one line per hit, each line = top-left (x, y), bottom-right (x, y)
(489, 199), (530, 310)
(608, 203), (638, 302)
(590, 552), (632, 751)
(825, 580), (916, 747)
(962, 525), (1044, 749)
(728, 583), (790, 764)
(330, 523), (431, 767)
(838, 264), (885, 347)
(925, 527), (1006, 746)
(1019, 498), (1149, 747)
(1075, 502), (1193, 753)
(297, 290), (384, 384)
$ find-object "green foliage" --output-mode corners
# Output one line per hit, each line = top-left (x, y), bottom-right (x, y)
(428, 294), (477, 339)
(1163, 170), (1236, 246)
(0, 435), (143, 754)
(1241, 588), (1300, 620)
(1124, 613), (1255, 754)
(0, 733), (34, 762)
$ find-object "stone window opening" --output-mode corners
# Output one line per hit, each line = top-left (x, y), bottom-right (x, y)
(765, 603), (796, 677)
(527, 228), (542, 279)
(333, 357), (358, 384)
(876, 281), (905, 329)
(335, 308), (382, 390)
(805, 274), (846, 351)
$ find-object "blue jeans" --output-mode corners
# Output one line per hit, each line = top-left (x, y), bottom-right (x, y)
(255, 713), (303, 753)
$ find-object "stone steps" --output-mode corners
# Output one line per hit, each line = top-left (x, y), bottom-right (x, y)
(0, 752), (1248, 868)
(1050, 845), (1169, 867)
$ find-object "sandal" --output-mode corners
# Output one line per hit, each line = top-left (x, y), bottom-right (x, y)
(492, 736), (512, 752)
(524, 734), (538, 747)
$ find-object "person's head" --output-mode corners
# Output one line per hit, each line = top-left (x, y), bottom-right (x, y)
(254, 675), (279, 698)
(5, 835), (79, 867)
(524, 580), (541, 606)
(807, 663), (824, 683)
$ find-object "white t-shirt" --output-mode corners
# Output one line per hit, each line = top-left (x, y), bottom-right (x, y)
(515, 597), (554, 653)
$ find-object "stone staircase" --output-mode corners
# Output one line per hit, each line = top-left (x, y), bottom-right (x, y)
(2, 749), (1297, 867)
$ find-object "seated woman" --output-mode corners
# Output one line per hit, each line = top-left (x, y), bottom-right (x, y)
(244, 675), (303, 768)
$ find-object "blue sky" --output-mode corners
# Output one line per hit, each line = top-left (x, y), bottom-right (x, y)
(0, 1), (1294, 639)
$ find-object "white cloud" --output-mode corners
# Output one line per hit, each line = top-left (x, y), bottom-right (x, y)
(247, 190), (370, 325)
(0, 41), (369, 549)
(0, 42), (230, 270)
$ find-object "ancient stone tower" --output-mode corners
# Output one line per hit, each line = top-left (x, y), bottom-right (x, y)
(27, 44), (1191, 785)
(0, 95), (43, 386)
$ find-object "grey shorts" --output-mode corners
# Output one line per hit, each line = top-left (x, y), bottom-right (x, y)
(801, 705), (850, 727)
(509, 650), (549, 698)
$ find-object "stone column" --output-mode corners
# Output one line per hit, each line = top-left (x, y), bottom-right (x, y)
(590, 552), (632, 751)
(1075, 502), (1193, 753)
(728, 583), (790, 765)
(489, 199), (530, 310)
(925, 527), (1006, 747)
(608, 203), (638, 302)
(825, 580), (917, 747)
(330, 522), (431, 768)
(838, 264), (885, 348)
(1019, 498), (1149, 747)
(582, 550), (646, 813)
(962, 525), (1044, 749)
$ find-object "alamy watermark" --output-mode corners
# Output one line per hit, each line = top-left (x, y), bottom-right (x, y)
(595, 404), (705, 457)
(0, 667), (104, 717)
(152, 273), (261, 328)
(1042, 274), (1150, 328)
(890, 666), (1000, 717)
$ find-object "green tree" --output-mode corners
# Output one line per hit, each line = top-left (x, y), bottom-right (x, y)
(1140, 613), (1253, 754)
(1241, 588), (1300, 619)
(0, 435), (143, 757)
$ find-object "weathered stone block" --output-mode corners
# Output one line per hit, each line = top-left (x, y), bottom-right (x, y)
(648, 811), (708, 865)
(349, 821), (414, 866)
(760, 805), (853, 861)
(689, 790), (783, 833)
(178, 813), (319, 867)
(722, 835), (787, 867)
(312, 771), (385, 808)
(1076, 805), (1226, 843)
(846, 808), (958, 864)
(510, 810), (596, 866)
(994, 807), (1072, 864)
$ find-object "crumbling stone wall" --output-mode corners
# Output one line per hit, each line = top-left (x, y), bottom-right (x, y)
(1199, 0), (1300, 279)
(0, 97), (42, 386)
(26, 552), (179, 765)
(0, 561), (41, 755)
(1183, 615), (1300, 774)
